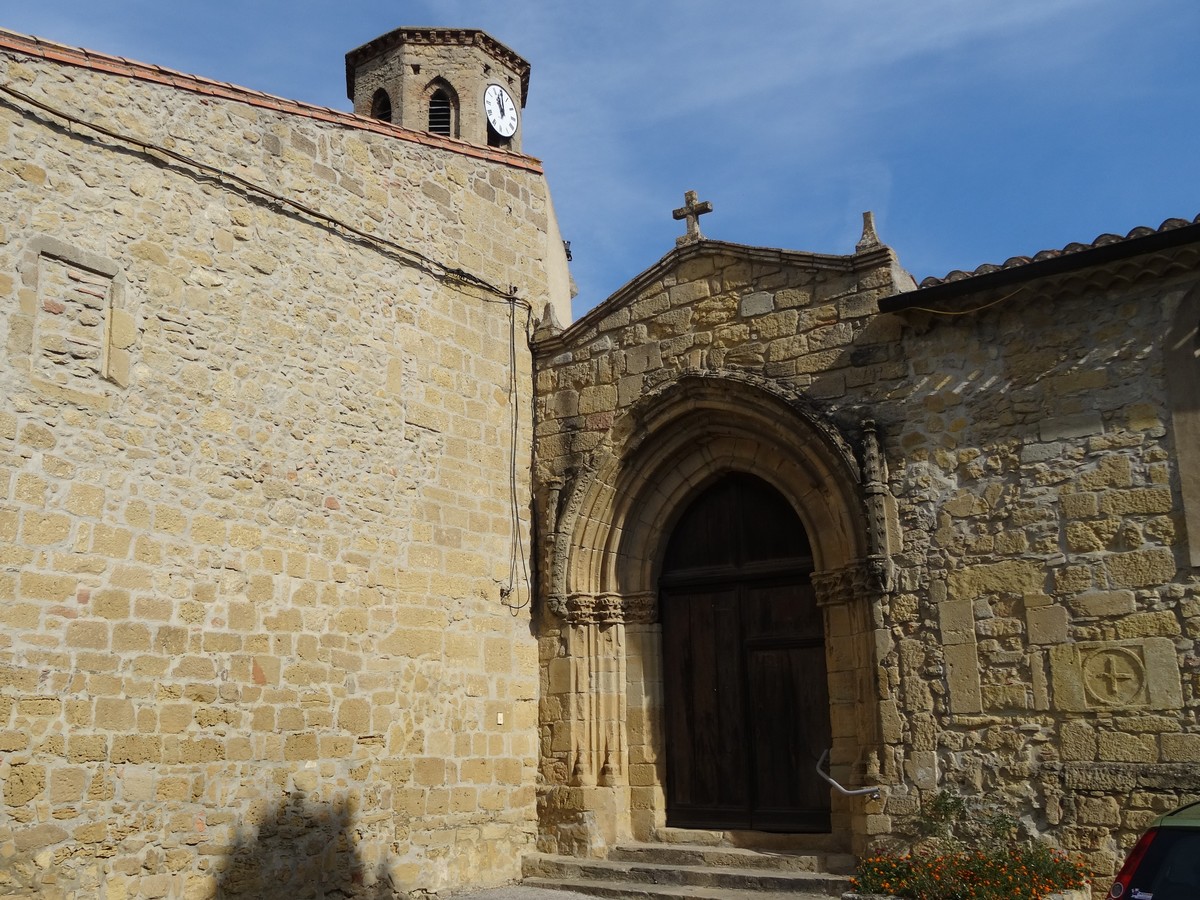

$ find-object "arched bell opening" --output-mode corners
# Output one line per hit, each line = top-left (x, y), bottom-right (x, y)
(369, 88), (393, 122)
(423, 78), (459, 137)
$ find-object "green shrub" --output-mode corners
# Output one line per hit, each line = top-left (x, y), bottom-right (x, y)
(852, 792), (1089, 900)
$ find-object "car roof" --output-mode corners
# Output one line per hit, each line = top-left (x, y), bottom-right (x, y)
(1156, 800), (1200, 826)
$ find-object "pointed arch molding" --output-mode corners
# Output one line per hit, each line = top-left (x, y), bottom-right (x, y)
(537, 370), (895, 851)
(545, 369), (876, 615)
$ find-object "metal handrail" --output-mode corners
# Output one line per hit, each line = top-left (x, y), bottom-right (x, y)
(815, 748), (881, 801)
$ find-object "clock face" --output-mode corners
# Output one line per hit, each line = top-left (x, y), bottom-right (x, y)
(484, 83), (518, 138)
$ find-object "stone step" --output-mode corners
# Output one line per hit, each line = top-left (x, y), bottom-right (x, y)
(650, 828), (727, 846)
(522, 875), (839, 900)
(521, 854), (851, 897)
(651, 828), (849, 855)
(608, 841), (855, 875)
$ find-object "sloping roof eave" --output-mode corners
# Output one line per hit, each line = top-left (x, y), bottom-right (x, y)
(881, 216), (1200, 312)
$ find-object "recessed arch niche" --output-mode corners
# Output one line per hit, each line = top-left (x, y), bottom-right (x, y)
(539, 372), (888, 854)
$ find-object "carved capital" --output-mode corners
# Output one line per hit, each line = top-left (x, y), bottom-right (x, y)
(866, 554), (895, 594)
(551, 591), (658, 626)
(546, 593), (569, 622)
(621, 591), (658, 624)
(811, 562), (876, 608)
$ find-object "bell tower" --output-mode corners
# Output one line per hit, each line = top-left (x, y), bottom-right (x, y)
(345, 27), (530, 153)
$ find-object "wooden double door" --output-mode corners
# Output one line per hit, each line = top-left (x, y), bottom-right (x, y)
(659, 473), (831, 832)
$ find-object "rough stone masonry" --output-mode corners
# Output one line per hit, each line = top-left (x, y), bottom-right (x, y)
(0, 30), (569, 899)
(530, 209), (1200, 882)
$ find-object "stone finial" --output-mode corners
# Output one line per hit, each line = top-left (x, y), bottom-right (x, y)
(856, 210), (882, 253)
(672, 190), (713, 247)
(532, 302), (563, 342)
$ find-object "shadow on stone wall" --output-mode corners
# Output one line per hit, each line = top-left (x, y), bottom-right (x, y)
(217, 794), (394, 899)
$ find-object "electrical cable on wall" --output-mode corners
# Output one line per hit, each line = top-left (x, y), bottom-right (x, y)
(900, 285), (1026, 317)
(1, 79), (540, 612)
(0, 82), (531, 312)
(501, 296), (533, 613)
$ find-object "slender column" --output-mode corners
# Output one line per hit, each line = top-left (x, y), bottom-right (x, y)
(540, 591), (655, 855)
(555, 592), (655, 786)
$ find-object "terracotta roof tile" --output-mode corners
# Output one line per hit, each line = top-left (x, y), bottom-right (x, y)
(0, 27), (542, 174)
(918, 215), (1200, 288)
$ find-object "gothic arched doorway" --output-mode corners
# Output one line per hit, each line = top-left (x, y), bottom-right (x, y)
(659, 472), (832, 832)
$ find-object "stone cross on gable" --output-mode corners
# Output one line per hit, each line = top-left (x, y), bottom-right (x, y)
(672, 190), (712, 247)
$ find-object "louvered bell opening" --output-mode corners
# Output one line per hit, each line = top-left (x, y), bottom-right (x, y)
(428, 91), (452, 136)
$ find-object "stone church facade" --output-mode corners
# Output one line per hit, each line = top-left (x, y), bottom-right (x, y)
(2, 22), (1199, 900)
(532, 201), (1200, 881)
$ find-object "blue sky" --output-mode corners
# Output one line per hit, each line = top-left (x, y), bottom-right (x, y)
(4, 1), (1199, 319)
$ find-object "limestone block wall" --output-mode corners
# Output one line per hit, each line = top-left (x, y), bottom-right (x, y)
(877, 276), (1199, 878)
(0, 46), (551, 898)
(532, 232), (1200, 878)
(533, 242), (904, 474)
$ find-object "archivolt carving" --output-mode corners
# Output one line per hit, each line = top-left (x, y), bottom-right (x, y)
(535, 369), (895, 845)
(617, 368), (861, 478)
(542, 369), (874, 608)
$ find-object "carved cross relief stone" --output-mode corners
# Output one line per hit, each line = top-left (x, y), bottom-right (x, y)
(1050, 638), (1182, 711)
